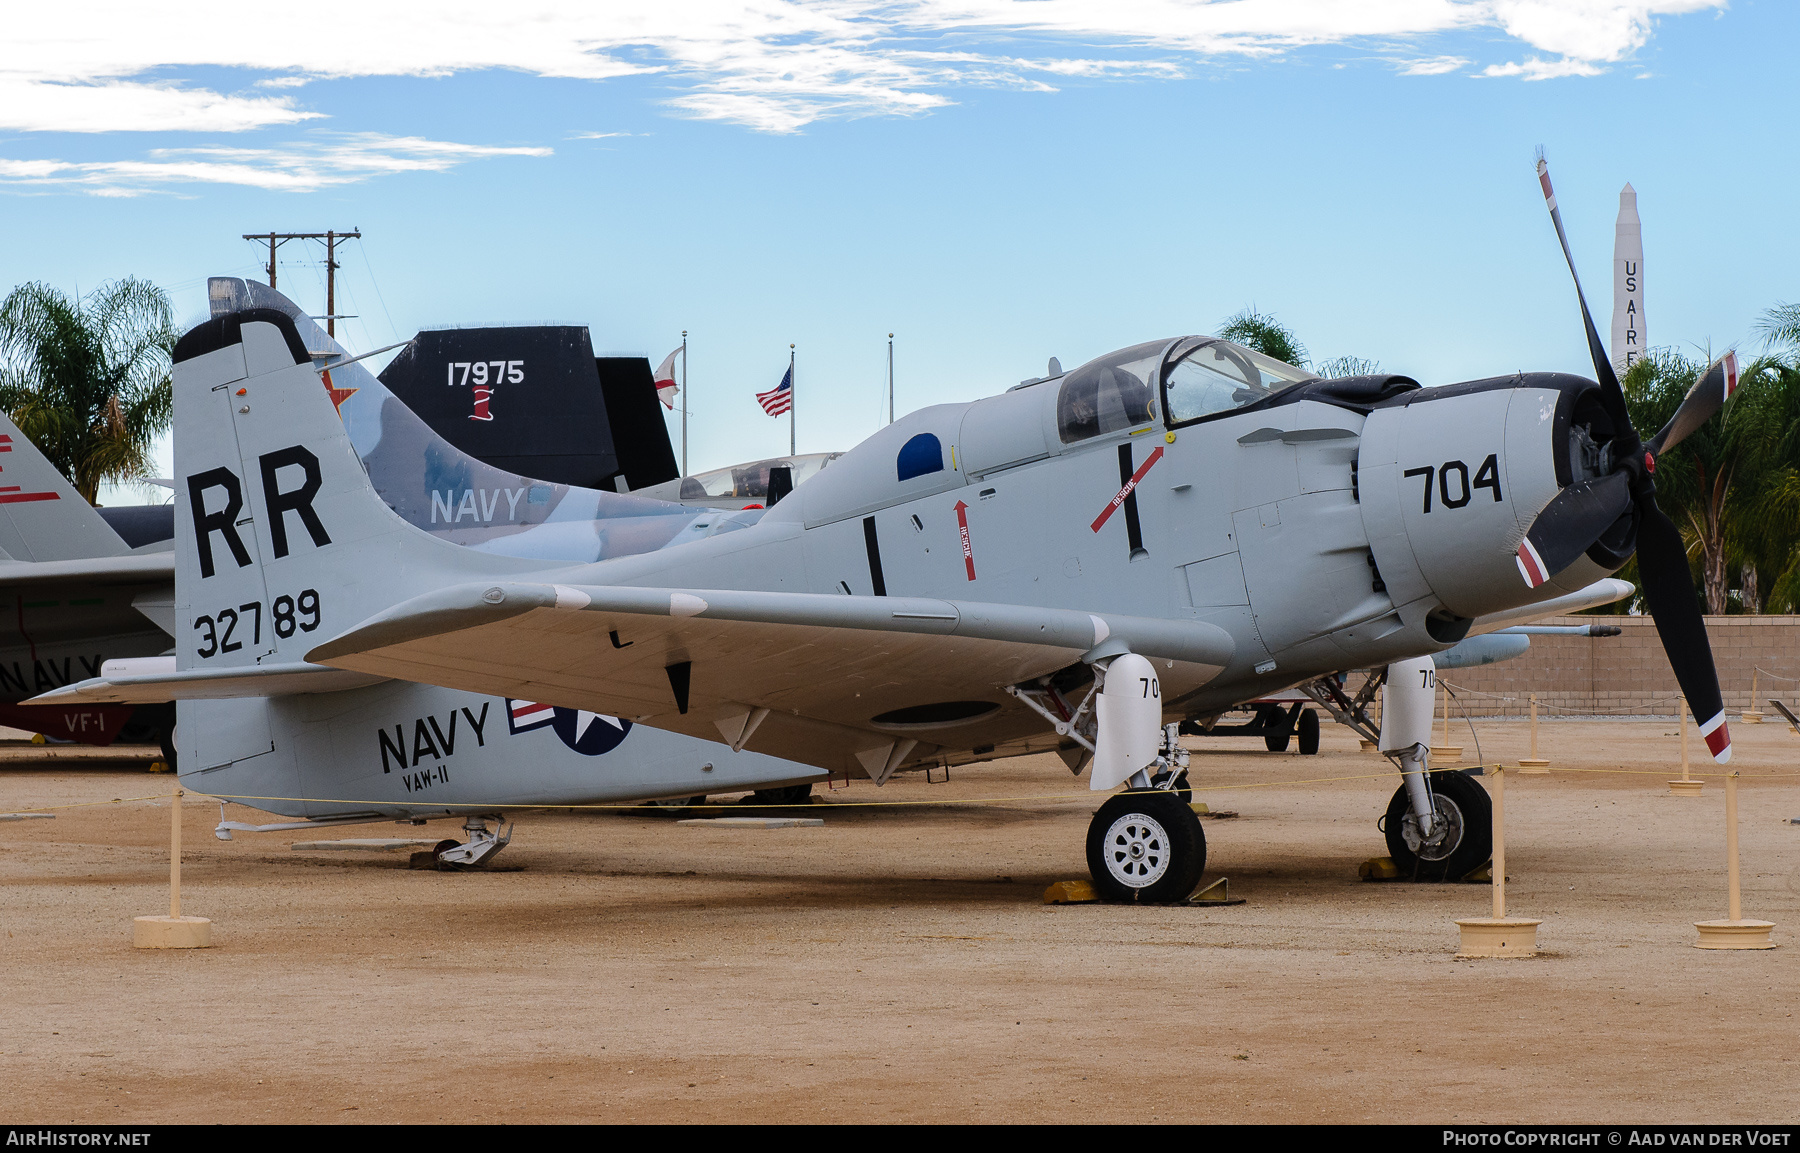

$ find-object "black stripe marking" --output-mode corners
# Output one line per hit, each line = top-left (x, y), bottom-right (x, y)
(863, 515), (887, 596)
(1117, 443), (1145, 555)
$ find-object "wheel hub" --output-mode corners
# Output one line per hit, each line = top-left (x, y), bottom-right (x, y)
(1400, 792), (1465, 861)
(1102, 812), (1171, 887)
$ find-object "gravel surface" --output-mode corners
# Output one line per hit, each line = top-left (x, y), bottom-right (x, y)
(2, 717), (1795, 1124)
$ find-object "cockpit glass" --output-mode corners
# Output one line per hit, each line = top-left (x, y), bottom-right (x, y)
(1162, 339), (1315, 426)
(1055, 340), (1163, 444)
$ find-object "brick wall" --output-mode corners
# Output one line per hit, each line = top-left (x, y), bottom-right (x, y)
(1433, 616), (1800, 717)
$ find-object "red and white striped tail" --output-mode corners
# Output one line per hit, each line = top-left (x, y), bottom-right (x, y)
(1697, 710), (1732, 763)
(1723, 351), (1740, 400)
(1516, 537), (1549, 588)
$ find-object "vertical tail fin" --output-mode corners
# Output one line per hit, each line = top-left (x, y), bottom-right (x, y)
(0, 411), (128, 562)
(172, 308), (539, 673)
(204, 278), (701, 562)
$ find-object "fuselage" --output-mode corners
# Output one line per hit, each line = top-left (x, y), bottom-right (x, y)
(529, 338), (1617, 738)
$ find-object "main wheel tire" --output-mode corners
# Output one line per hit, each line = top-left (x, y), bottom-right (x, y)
(158, 726), (178, 774)
(1382, 770), (1491, 881)
(1297, 708), (1320, 756)
(1086, 790), (1206, 904)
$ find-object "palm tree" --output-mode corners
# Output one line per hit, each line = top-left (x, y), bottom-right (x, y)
(0, 278), (177, 504)
(1315, 355), (1382, 378)
(1620, 347), (1800, 615)
(1218, 309), (1309, 368)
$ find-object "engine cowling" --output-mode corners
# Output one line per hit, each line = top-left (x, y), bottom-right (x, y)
(1358, 374), (1608, 625)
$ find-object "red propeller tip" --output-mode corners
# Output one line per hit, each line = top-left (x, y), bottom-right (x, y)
(1698, 711), (1732, 763)
(1515, 539), (1549, 588)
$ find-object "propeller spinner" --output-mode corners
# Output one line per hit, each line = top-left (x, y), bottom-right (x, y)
(1522, 154), (1734, 762)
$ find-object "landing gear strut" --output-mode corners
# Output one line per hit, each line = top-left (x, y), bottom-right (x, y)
(435, 816), (512, 869)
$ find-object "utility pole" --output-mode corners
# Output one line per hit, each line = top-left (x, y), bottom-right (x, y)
(680, 331), (689, 479)
(242, 230), (363, 336)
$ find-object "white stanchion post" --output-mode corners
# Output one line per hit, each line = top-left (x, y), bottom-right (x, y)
(1455, 766), (1540, 957)
(1694, 772), (1777, 949)
(133, 786), (212, 949)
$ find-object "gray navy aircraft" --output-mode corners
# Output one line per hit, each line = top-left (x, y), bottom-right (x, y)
(46, 159), (1736, 893)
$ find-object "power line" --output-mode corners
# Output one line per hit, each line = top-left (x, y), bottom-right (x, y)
(241, 230), (363, 337)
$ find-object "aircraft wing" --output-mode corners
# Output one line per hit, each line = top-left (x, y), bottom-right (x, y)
(27, 658), (387, 704)
(307, 582), (1236, 775)
(0, 552), (174, 589)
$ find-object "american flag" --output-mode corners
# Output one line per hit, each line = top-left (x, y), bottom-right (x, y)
(757, 366), (793, 416)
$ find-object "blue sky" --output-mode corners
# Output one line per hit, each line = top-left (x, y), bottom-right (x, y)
(1, 1), (1792, 494)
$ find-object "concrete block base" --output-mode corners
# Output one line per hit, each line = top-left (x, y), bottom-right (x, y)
(1668, 779), (1705, 797)
(1517, 758), (1551, 774)
(1454, 917), (1541, 958)
(133, 915), (212, 949)
(1430, 746), (1464, 763)
(1693, 919), (1777, 950)
(1741, 711), (1764, 724)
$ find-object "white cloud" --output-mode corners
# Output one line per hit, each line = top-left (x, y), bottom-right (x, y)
(0, 134), (551, 195)
(0, 1), (1731, 138)
(1397, 55), (1472, 75)
(1481, 56), (1606, 80)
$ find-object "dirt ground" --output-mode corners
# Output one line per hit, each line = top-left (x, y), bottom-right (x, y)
(2, 716), (1796, 1125)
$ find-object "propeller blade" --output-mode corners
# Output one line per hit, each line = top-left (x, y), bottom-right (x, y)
(1535, 153), (1639, 447)
(1515, 471), (1633, 588)
(1644, 351), (1741, 458)
(1633, 497), (1731, 762)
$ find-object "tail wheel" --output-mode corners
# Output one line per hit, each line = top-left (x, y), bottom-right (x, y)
(1086, 790), (1206, 904)
(1382, 770), (1492, 881)
(1297, 708), (1320, 755)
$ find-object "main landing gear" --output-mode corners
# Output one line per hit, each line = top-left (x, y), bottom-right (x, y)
(1382, 769), (1490, 881)
(1086, 788), (1206, 903)
(1085, 721), (1206, 903)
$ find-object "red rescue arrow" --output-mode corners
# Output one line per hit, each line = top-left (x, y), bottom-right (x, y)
(953, 499), (976, 580)
(1091, 445), (1164, 532)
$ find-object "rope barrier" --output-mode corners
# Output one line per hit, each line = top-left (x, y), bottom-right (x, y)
(10, 757), (1798, 821)
(1753, 666), (1800, 682)
(1436, 680), (1688, 715)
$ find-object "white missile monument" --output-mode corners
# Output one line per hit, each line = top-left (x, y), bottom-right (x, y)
(1612, 183), (1646, 376)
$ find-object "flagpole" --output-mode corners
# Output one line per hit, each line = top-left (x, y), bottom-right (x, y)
(788, 343), (796, 456)
(680, 330), (688, 477)
(887, 332), (894, 425)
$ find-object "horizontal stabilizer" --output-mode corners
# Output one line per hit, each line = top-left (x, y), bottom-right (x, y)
(0, 552), (174, 589)
(28, 659), (386, 704)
